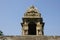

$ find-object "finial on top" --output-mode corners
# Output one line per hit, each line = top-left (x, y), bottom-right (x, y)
(30, 5), (35, 9)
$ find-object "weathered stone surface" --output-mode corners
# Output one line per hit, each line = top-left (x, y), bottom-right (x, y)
(21, 5), (44, 36)
(0, 36), (60, 40)
(0, 6), (59, 40)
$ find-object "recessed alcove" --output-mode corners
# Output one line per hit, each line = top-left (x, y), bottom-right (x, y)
(28, 22), (36, 35)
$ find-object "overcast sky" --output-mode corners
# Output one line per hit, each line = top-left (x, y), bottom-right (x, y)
(0, 0), (60, 36)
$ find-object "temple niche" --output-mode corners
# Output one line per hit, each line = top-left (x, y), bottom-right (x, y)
(21, 6), (44, 36)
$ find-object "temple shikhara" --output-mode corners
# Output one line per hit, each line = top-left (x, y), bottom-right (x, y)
(0, 6), (60, 40)
(21, 6), (44, 36)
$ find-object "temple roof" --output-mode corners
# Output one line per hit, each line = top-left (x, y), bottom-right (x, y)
(26, 5), (39, 13)
(23, 5), (41, 18)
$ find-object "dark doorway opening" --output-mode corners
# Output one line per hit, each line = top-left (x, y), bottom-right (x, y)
(28, 22), (36, 35)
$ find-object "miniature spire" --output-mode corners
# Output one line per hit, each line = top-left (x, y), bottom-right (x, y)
(24, 5), (41, 18)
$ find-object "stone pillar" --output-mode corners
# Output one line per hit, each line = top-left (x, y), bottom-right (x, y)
(36, 29), (38, 36)
(22, 29), (24, 35)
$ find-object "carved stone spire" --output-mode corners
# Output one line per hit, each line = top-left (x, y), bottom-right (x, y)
(21, 6), (44, 36)
(23, 5), (41, 18)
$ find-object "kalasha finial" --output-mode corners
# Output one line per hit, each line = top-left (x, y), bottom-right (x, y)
(30, 5), (35, 9)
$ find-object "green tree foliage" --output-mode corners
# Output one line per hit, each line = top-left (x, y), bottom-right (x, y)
(0, 30), (3, 36)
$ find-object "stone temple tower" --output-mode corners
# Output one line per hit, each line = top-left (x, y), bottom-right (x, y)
(21, 6), (44, 36)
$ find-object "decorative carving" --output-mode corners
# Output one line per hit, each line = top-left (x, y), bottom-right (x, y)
(24, 5), (41, 17)
(21, 6), (44, 36)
